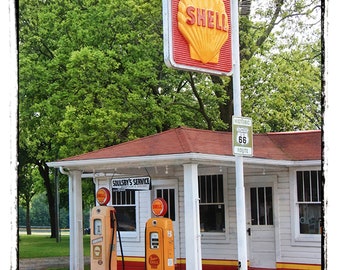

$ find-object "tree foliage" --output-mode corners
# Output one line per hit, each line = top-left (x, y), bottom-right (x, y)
(19, 0), (321, 235)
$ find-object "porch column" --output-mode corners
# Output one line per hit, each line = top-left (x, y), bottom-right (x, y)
(183, 163), (202, 270)
(68, 170), (84, 270)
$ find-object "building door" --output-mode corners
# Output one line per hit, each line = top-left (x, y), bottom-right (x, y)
(246, 182), (276, 269)
(153, 180), (179, 259)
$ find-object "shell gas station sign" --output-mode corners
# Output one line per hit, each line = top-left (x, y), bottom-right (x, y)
(163, 0), (232, 75)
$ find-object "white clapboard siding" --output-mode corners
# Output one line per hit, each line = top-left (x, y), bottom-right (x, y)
(116, 165), (321, 267)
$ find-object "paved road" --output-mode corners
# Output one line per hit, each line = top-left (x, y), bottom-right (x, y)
(19, 257), (90, 270)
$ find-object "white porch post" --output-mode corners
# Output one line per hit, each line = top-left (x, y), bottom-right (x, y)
(183, 163), (202, 270)
(68, 170), (84, 270)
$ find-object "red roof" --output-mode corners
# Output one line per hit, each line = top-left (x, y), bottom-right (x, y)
(266, 130), (322, 160)
(60, 127), (321, 162)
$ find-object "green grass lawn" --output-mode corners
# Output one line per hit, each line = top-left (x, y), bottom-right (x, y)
(19, 234), (91, 259)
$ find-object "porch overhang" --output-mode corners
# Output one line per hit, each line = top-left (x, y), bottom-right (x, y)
(47, 152), (321, 172)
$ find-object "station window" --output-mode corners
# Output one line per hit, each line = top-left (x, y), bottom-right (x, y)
(112, 190), (136, 232)
(198, 174), (225, 233)
(296, 170), (322, 235)
(156, 188), (176, 221)
(250, 186), (273, 225)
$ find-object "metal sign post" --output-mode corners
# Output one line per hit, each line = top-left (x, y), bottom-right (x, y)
(231, 0), (248, 269)
(162, 0), (248, 268)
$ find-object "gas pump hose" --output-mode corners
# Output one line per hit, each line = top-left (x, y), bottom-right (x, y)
(109, 213), (115, 270)
(116, 215), (125, 270)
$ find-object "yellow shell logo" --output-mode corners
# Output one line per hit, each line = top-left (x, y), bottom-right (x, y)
(178, 0), (229, 64)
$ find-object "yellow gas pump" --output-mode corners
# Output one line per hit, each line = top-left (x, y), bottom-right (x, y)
(145, 198), (175, 270)
(90, 187), (117, 270)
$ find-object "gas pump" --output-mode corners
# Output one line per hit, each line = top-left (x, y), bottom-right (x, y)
(145, 198), (175, 270)
(90, 187), (117, 270)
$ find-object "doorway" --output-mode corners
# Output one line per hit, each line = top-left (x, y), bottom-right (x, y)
(246, 180), (276, 269)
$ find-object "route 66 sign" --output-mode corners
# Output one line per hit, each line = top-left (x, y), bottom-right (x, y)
(232, 116), (253, 156)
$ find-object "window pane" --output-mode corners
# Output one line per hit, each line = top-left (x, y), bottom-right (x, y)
(199, 176), (206, 203)
(297, 171), (304, 202)
(112, 190), (136, 232)
(117, 191), (121, 204)
(200, 204), (225, 232)
(299, 204), (321, 234)
(218, 175), (223, 203)
(199, 175), (224, 203)
(318, 171), (323, 201)
(296, 170), (322, 235)
(206, 175), (212, 203)
(129, 190), (135, 204)
(311, 171), (318, 202)
(112, 191), (117, 205)
(212, 175), (218, 203)
(250, 188), (258, 225)
(304, 171), (311, 201)
(112, 190), (136, 205)
(169, 189), (175, 221)
(162, 189), (170, 220)
(121, 191), (126, 203)
(266, 187), (273, 225)
(258, 188), (265, 225)
(198, 174), (225, 232)
(115, 206), (136, 231)
(163, 189), (169, 204)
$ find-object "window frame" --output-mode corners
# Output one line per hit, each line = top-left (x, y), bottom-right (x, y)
(94, 177), (140, 240)
(290, 167), (322, 245)
(197, 169), (229, 243)
(111, 189), (139, 239)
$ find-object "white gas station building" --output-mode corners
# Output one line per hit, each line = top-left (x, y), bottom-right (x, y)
(47, 126), (322, 270)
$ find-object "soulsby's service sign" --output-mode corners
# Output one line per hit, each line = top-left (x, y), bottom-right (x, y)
(111, 176), (151, 191)
(163, 0), (232, 75)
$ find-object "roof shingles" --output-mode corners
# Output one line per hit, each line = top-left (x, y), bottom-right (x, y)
(60, 127), (321, 162)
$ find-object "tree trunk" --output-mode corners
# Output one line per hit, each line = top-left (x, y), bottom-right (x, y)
(211, 75), (234, 131)
(37, 161), (56, 238)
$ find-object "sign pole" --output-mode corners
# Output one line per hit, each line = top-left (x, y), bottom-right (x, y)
(231, 0), (248, 269)
(162, 0), (248, 267)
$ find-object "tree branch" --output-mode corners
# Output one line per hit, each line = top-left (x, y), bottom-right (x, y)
(256, 0), (284, 48)
(188, 73), (213, 130)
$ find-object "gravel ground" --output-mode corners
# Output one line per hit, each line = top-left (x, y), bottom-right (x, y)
(19, 257), (90, 270)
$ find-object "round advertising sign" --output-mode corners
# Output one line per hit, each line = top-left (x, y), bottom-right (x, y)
(151, 198), (168, 217)
(96, 187), (111, 206)
(148, 254), (160, 268)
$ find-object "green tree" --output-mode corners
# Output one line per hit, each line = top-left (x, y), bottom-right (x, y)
(242, 41), (321, 132)
(211, 0), (321, 130)
(18, 162), (40, 235)
(30, 193), (50, 226)
(19, 0), (321, 237)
